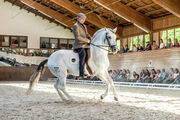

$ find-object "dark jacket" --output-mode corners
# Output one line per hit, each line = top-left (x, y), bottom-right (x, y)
(73, 21), (91, 49)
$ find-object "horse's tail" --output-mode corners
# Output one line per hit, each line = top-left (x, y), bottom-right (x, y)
(27, 59), (48, 94)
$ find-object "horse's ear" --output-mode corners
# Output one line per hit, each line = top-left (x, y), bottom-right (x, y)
(113, 27), (117, 33)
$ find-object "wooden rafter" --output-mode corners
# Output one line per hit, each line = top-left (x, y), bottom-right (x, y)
(136, 3), (155, 11)
(49, 0), (122, 36)
(152, 0), (180, 18)
(95, 0), (151, 32)
(19, 0), (96, 35)
(126, 0), (141, 6)
(145, 8), (165, 16)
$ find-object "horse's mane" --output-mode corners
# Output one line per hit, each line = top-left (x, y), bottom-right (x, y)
(92, 28), (106, 38)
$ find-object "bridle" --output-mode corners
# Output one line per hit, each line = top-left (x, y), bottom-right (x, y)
(90, 29), (116, 52)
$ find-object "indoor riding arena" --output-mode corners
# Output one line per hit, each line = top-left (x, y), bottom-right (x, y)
(0, 0), (180, 120)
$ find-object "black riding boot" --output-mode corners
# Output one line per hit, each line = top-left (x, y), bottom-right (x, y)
(75, 48), (86, 77)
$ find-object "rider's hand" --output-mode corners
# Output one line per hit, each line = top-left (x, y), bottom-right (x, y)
(88, 39), (91, 43)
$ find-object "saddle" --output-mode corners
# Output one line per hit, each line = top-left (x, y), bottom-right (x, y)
(73, 49), (93, 75)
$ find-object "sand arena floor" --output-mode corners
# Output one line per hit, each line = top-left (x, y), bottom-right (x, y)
(0, 81), (180, 120)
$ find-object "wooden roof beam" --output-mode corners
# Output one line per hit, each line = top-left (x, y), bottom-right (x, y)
(19, 0), (96, 35)
(126, 0), (141, 6)
(145, 8), (165, 16)
(49, 0), (122, 36)
(152, 0), (180, 18)
(136, 3), (155, 11)
(95, 0), (151, 33)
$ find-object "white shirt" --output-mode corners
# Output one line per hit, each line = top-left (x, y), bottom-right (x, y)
(160, 43), (164, 49)
(173, 73), (179, 79)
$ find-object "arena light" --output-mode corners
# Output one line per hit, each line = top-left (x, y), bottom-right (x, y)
(134, 23), (149, 33)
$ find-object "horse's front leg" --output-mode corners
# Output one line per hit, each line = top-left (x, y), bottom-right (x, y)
(106, 72), (119, 101)
(97, 74), (111, 100)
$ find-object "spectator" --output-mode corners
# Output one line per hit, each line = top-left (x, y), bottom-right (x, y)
(137, 44), (144, 51)
(119, 46), (125, 53)
(146, 41), (152, 50)
(159, 39), (164, 49)
(154, 69), (161, 83)
(152, 41), (158, 50)
(126, 69), (131, 81)
(142, 69), (151, 83)
(150, 69), (157, 83)
(171, 68), (180, 84)
(124, 44), (129, 53)
(132, 71), (139, 82)
(174, 38), (179, 47)
(119, 69), (127, 82)
(167, 38), (173, 48)
(138, 69), (145, 83)
(132, 44), (137, 52)
(157, 69), (168, 83)
(163, 68), (174, 84)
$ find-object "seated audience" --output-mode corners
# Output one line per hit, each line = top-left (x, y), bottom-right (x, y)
(152, 41), (158, 50)
(138, 69), (145, 83)
(119, 69), (127, 82)
(132, 71), (139, 82)
(124, 44), (129, 53)
(132, 44), (137, 52)
(150, 69), (157, 83)
(154, 69), (161, 83)
(174, 38), (179, 47)
(157, 69), (168, 83)
(137, 44), (144, 51)
(167, 38), (173, 48)
(163, 68), (174, 84)
(142, 69), (151, 83)
(126, 69), (131, 81)
(159, 39), (164, 49)
(146, 41), (152, 50)
(171, 68), (180, 84)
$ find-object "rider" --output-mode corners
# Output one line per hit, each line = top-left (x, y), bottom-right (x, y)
(73, 13), (91, 79)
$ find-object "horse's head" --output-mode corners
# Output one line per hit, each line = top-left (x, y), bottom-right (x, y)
(92, 27), (118, 54)
(104, 28), (118, 53)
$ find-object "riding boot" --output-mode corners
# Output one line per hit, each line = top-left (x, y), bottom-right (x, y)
(75, 48), (86, 79)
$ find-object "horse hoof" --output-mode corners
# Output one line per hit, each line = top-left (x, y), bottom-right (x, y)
(100, 95), (104, 99)
(114, 97), (119, 101)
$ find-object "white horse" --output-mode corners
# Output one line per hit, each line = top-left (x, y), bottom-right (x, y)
(27, 28), (119, 101)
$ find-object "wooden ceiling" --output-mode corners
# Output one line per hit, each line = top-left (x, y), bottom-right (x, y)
(4, 0), (178, 35)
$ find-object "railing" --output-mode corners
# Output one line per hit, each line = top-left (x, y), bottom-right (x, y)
(63, 79), (180, 90)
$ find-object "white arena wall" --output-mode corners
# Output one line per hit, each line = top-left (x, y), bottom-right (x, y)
(0, 0), (74, 49)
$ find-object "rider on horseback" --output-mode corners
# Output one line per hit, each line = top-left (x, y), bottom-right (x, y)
(73, 13), (91, 79)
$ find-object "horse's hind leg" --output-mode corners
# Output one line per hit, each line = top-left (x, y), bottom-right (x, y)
(54, 78), (66, 101)
(58, 75), (74, 101)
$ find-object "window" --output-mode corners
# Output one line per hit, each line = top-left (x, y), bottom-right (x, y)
(168, 29), (174, 45)
(68, 40), (74, 49)
(60, 39), (67, 49)
(175, 28), (180, 43)
(50, 38), (58, 49)
(139, 35), (143, 47)
(116, 40), (120, 50)
(19, 36), (27, 48)
(160, 30), (167, 46)
(2, 36), (10, 47)
(1, 35), (27, 48)
(11, 36), (19, 47)
(40, 37), (49, 48)
(145, 34), (150, 48)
